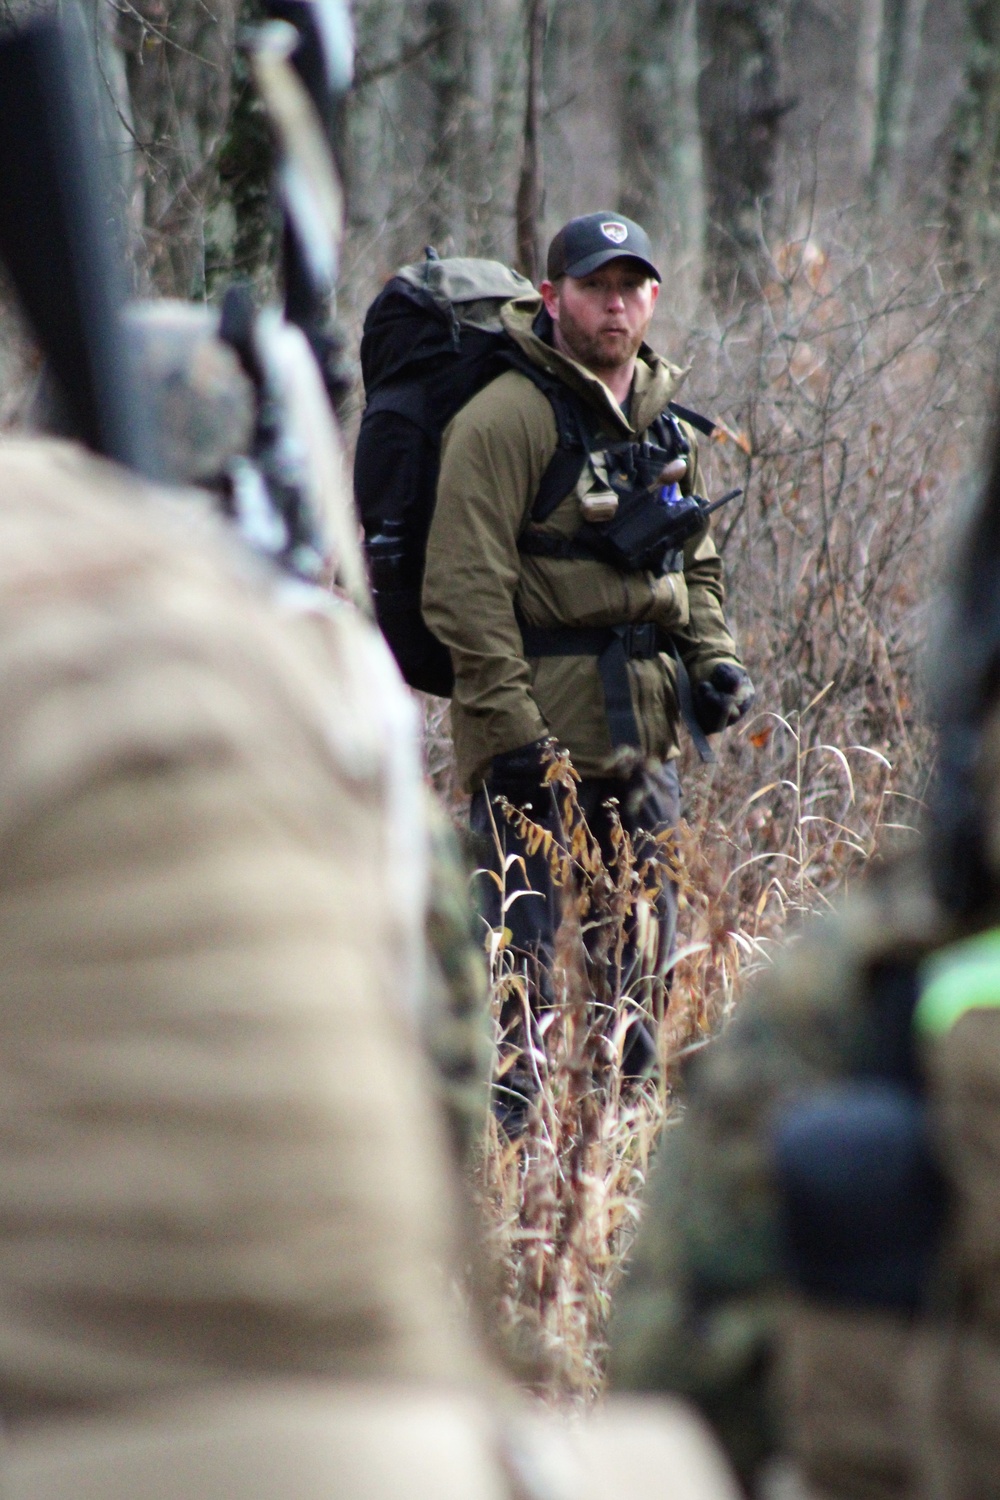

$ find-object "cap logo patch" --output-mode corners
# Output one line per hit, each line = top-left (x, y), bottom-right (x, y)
(601, 221), (628, 244)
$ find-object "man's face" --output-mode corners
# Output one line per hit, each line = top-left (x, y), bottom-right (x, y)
(540, 260), (659, 375)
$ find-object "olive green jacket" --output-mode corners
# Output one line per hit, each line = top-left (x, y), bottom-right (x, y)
(421, 296), (742, 791)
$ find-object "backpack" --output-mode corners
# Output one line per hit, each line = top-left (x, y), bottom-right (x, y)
(356, 252), (578, 695)
(354, 250), (714, 698)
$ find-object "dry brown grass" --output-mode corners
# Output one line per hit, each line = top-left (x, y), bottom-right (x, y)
(470, 693), (907, 1404)
(423, 213), (1000, 1404)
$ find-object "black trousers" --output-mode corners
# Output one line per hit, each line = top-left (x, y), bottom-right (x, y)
(470, 760), (680, 999)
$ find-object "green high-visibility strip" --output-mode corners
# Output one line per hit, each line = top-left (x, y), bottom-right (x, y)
(916, 927), (1000, 1037)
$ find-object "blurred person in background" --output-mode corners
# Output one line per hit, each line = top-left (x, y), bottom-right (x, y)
(609, 410), (1000, 1500)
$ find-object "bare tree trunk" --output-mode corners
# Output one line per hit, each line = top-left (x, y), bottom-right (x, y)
(515, 0), (546, 284)
(2, 0), (243, 297)
(870, 0), (929, 208)
(114, 0), (240, 297)
(855, 0), (883, 183)
(618, 0), (704, 316)
(342, 0), (408, 259)
(463, 0), (496, 254)
(425, 0), (465, 252)
(697, 0), (794, 301)
(344, 0), (512, 292)
(947, 0), (1000, 276)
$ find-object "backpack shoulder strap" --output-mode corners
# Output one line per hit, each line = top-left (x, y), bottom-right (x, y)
(667, 400), (716, 438)
(495, 344), (595, 524)
(528, 388), (719, 520)
(532, 393), (592, 522)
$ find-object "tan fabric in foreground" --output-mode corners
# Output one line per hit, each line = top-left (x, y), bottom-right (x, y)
(0, 439), (474, 1415)
(776, 1299), (918, 1500)
(924, 1010), (1000, 1499)
(2, 1383), (742, 1500)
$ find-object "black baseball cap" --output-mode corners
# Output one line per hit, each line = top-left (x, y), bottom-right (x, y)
(546, 212), (661, 283)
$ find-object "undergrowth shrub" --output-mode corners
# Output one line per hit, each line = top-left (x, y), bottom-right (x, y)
(470, 693), (902, 1401)
(675, 215), (997, 799)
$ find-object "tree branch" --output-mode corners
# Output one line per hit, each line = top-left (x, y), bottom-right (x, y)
(353, 26), (450, 89)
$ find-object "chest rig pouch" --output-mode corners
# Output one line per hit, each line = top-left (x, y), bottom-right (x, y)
(578, 413), (695, 574)
(513, 379), (719, 762)
(518, 401), (709, 576)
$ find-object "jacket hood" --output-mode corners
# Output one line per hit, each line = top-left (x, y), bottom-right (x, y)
(500, 294), (687, 437)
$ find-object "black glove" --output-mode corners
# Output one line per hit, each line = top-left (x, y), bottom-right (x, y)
(486, 736), (556, 806)
(692, 662), (755, 734)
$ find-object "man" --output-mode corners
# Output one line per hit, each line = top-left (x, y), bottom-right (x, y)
(607, 849), (952, 1496)
(422, 212), (754, 1067)
(607, 782), (1000, 1500)
(0, 435), (479, 1406)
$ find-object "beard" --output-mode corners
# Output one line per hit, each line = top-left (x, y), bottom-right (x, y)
(554, 303), (646, 373)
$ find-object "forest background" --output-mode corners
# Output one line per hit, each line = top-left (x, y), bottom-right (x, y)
(3, 0), (1000, 1398)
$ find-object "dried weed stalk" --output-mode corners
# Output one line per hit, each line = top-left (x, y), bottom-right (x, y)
(472, 693), (904, 1402)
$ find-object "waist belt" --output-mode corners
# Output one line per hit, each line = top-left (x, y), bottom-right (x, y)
(518, 619), (714, 762)
(518, 621), (658, 661)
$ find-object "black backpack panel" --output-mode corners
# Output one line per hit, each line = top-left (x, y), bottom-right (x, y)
(359, 278), (459, 394)
(356, 312), (514, 697)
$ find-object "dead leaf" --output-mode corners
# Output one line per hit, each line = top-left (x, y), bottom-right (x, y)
(712, 422), (752, 457)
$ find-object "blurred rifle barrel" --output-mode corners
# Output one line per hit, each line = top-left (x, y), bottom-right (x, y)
(0, 9), (159, 477)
